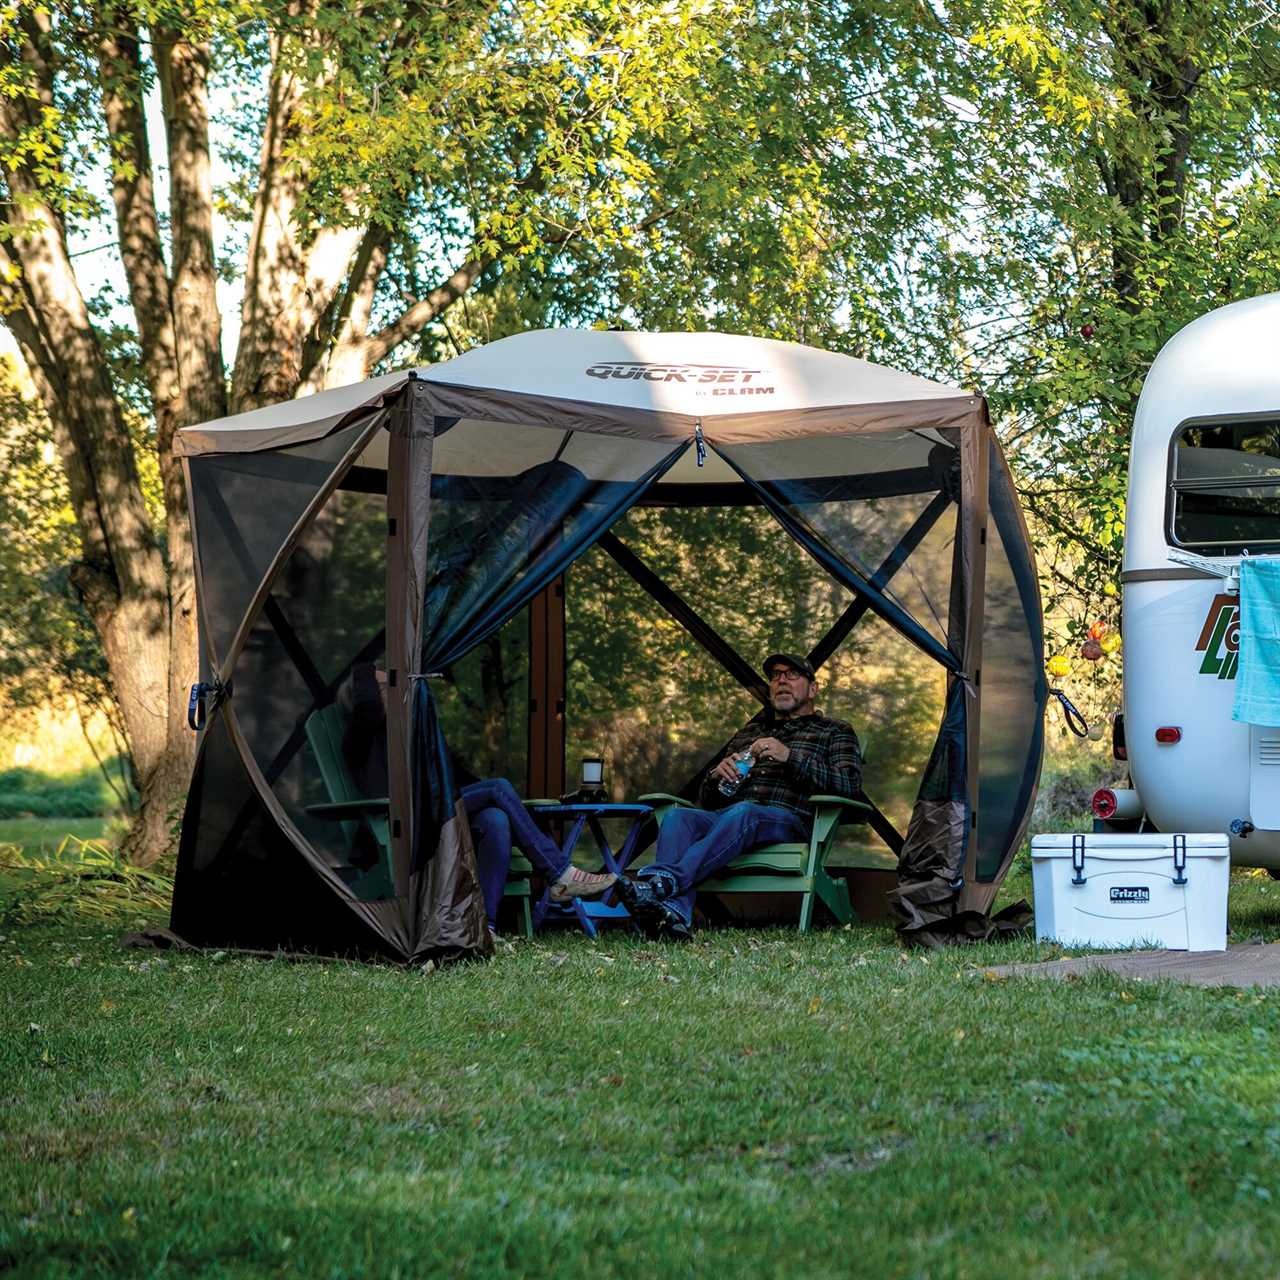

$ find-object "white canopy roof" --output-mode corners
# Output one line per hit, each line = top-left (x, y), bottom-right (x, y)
(176, 328), (983, 456)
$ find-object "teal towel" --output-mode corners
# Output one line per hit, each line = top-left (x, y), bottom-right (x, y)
(1233, 558), (1280, 726)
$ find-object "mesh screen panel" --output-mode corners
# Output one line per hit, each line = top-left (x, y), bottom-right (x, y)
(422, 421), (685, 671)
(976, 443), (1045, 880)
(433, 609), (530, 787)
(563, 506), (945, 858)
(171, 710), (394, 954)
(712, 432), (961, 660)
(188, 416), (382, 667)
(566, 522), (763, 803)
(227, 482), (390, 894)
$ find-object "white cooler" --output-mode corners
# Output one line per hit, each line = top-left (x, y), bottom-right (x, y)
(1031, 833), (1229, 951)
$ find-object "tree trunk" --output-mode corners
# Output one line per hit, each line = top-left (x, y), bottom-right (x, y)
(1, 14), (233, 866)
(0, 184), (176, 864)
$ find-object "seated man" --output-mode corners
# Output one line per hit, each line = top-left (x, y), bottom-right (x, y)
(617, 651), (862, 939)
(339, 664), (614, 936)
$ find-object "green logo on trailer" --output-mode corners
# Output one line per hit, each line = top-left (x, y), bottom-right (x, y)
(1195, 593), (1239, 680)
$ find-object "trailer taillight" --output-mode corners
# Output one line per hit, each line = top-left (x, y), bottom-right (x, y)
(1092, 789), (1119, 819)
(1155, 726), (1182, 744)
(1112, 713), (1127, 761)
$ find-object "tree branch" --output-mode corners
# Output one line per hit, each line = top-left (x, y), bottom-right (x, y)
(363, 256), (483, 368)
(95, 11), (180, 434)
(152, 20), (226, 429)
(363, 203), (677, 370)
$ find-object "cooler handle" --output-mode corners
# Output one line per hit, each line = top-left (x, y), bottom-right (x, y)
(1071, 833), (1086, 886)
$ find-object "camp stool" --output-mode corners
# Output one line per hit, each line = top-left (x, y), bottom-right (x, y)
(303, 705), (535, 935)
(638, 793), (871, 933)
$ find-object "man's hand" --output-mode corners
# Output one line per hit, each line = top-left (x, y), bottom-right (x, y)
(750, 736), (791, 764)
(711, 756), (742, 785)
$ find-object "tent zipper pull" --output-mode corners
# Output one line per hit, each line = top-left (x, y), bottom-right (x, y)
(694, 421), (706, 468)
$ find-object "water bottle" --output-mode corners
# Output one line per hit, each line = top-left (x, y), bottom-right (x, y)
(717, 749), (755, 797)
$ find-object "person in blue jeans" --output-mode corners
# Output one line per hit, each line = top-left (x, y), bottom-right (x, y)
(462, 776), (615, 936)
(617, 651), (862, 940)
(340, 664), (614, 937)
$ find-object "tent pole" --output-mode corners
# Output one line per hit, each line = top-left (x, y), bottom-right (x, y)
(958, 419), (991, 899)
(527, 577), (567, 801)
(385, 380), (431, 901)
(597, 531), (769, 704)
(807, 488), (953, 671)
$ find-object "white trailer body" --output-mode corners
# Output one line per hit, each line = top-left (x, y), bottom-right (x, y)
(1123, 291), (1280, 868)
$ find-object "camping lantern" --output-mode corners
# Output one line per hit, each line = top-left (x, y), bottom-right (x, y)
(580, 756), (606, 802)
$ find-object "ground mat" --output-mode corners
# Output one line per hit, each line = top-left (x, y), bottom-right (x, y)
(987, 941), (1280, 988)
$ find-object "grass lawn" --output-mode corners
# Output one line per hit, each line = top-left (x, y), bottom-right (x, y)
(4, 863), (1280, 1278)
(0, 818), (112, 857)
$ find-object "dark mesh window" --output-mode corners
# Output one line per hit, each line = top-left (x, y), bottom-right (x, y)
(172, 711), (393, 955)
(976, 444), (1044, 880)
(433, 610), (530, 786)
(228, 482), (390, 896)
(1171, 419), (1280, 554)
(564, 504), (944, 860)
(565, 507), (773, 801)
(421, 419), (686, 670)
(712, 432), (962, 660)
(188, 414), (384, 667)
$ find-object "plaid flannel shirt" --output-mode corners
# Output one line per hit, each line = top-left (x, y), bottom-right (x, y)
(697, 712), (863, 819)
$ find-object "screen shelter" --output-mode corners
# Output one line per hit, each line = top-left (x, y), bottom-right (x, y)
(171, 330), (1045, 960)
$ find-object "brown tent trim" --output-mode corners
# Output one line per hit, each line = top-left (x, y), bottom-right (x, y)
(424, 380), (987, 445)
(958, 422), (991, 891)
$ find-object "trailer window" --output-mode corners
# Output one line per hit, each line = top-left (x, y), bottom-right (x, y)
(1171, 420), (1280, 554)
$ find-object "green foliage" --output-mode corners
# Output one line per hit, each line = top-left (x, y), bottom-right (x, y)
(0, 763), (132, 820)
(7, 0), (1280, 766)
(902, 0), (1280, 643)
(0, 836), (172, 924)
(0, 363), (110, 706)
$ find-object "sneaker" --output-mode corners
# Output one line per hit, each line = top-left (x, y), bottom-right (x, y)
(548, 865), (618, 903)
(616, 876), (692, 941)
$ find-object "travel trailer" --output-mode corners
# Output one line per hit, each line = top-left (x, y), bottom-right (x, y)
(1096, 292), (1280, 870)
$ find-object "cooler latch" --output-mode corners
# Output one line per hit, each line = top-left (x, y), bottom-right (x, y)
(1172, 833), (1188, 886)
(1071, 833), (1086, 885)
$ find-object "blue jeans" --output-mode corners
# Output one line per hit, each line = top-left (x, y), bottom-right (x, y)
(462, 778), (569, 929)
(641, 801), (807, 926)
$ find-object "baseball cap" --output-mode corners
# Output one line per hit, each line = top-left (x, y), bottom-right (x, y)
(762, 652), (816, 681)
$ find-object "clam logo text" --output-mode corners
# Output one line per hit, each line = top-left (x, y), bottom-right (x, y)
(584, 363), (776, 396)
(1196, 593), (1239, 680)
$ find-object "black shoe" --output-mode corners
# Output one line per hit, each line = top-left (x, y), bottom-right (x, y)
(617, 876), (692, 941)
(654, 902), (693, 942)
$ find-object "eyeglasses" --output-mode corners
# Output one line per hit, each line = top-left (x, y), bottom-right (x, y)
(768, 668), (809, 683)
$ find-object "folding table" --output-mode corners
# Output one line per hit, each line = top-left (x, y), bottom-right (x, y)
(527, 801), (653, 938)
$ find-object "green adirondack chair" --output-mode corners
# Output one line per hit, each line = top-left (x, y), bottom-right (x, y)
(303, 705), (534, 933)
(637, 792), (872, 933)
